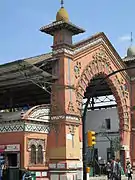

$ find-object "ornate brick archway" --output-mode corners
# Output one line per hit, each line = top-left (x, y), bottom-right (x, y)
(75, 48), (131, 149)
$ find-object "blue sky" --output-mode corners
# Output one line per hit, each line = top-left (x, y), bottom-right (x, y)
(0, 0), (134, 64)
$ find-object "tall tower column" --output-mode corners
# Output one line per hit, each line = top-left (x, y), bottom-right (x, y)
(40, 2), (85, 179)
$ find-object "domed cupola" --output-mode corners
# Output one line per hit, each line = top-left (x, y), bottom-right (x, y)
(127, 32), (135, 57)
(123, 33), (135, 62)
(127, 46), (135, 57)
(56, 0), (69, 22)
(40, 0), (85, 48)
(56, 7), (69, 22)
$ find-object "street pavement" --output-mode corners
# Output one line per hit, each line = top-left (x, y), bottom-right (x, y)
(89, 175), (134, 179)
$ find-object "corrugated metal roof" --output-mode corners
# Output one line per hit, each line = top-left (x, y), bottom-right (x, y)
(0, 52), (56, 90)
(0, 52), (52, 67)
(25, 53), (52, 64)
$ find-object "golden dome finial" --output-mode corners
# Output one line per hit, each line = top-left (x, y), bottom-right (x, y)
(56, 0), (69, 22)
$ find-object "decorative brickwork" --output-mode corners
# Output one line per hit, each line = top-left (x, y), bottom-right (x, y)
(75, 48), (130, 145)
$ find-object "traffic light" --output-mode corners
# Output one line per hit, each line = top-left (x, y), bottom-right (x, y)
(87, 131), (96, 147)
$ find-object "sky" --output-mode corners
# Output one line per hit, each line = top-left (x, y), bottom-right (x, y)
(0, 0), (135, 64)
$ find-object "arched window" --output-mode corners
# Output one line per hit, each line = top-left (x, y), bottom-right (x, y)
(31, 145), (36, 164)
(37, 145), (43, 164)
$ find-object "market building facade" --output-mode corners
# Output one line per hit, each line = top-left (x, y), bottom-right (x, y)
(0, 2), (135, 180)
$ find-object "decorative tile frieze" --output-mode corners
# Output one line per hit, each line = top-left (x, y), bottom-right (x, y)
(51, 115), (79, 121)
(66, 115), (80, 121)
(52, 48), (73, 56)
(0, 123), (24, 133)
(0, 115), (79, 134)
(74, 38), (103, 54)
(25, 123), (49, 134)
(0, 122), (49, 134)
(51, 115), (65, 120)
(52, 38), (103, 56)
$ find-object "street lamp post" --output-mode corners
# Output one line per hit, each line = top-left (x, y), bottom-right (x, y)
(82, 97), (90, 180)
(82, 66), (135, 180)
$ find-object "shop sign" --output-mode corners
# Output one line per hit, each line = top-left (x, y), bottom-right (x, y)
(77, 162), (83, 168)
(41, 171), (47, 177)
(5, 144), (20, 152)
(66, 134), (72, 140)
(36, 172), (41, 177)
(49, 163), (66, 169)
(57, 163), (65, 169)
(49, 163), (56, 169)
(68, 163), (77, 169)
(67, 162), (83, 169)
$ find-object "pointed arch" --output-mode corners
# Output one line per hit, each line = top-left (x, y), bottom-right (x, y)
(75, 48), (131, 146)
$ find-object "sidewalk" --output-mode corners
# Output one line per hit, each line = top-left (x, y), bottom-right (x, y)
(89, 175), (131, 179)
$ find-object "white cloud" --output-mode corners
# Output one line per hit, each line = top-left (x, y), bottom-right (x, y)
(118, 35), (131, 42)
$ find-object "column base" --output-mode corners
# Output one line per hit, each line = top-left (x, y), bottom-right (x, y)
(48, 161), (83, 180)
(49, 171), (83, 180)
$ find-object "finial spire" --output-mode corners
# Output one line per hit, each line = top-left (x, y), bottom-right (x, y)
(130, 32), (133, 46)
(61, 0), (64, 7)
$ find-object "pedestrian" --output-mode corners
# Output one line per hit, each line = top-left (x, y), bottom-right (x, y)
(106, 160), (112, 180)
(111, 157), (119, 180)
(126, 161), (132, 180)
(1, 163), (5, 180)
(116, 159), (121, 180)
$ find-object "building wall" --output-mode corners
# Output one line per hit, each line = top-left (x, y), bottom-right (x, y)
(86, 107), (119, 161)
(0, 132), (24, 167)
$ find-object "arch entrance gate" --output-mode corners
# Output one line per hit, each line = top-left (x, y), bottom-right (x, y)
(0, 3), (135, 180)
(40, 11), (132, 177)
